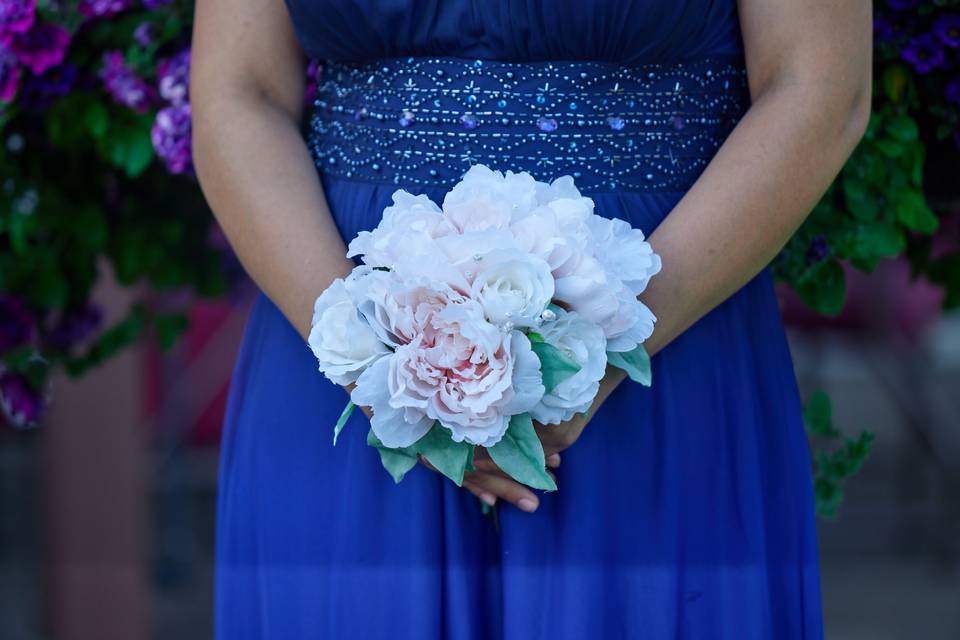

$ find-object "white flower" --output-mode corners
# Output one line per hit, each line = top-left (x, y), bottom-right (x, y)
(530, 309), (608, 425)
(349, 296), (544, 448)
(442, 165), (539, 232)
(603, 282), (658, 353)
(308, 277), (390, 385)
(347, 190), (455, 268)
(468, 248), (555, 328)
(587, 215), (661, 295)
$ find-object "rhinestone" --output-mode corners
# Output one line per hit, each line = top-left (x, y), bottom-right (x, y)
(569, 101), (578, 110)
(607, 116), (625, 130)
(460, 113), (479, 130)
(537, 117), (558, 132)
(496, 99), (507, 108)
(466, 94), (478, 104)
(540, 309), (556, 322)
(399, 110), (415, 127)
(535, 95), (546, 104)
(669, 115), (686, 131)
(371, 163), (380, 171)
(502, 321), (515, 333)
(353, 107), (367, 121)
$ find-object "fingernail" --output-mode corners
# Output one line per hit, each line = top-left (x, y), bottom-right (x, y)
(518, 498), (538, 513)
(480, 492), (497, 507)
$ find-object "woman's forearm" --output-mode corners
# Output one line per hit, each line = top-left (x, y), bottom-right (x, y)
(640, 77), (870, 357)
(192, 92), (352, 340)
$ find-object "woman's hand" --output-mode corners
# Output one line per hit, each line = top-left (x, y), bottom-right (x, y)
(536, 364), (627, 457)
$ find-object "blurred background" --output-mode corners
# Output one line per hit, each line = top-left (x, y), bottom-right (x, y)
(1, 1), (959, 639)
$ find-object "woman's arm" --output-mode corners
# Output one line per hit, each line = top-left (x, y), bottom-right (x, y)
(640, 0), (872, 355)
(191, 0), (353, 340)
(191, 0), (548, 512)
(536, 0), (872, 458)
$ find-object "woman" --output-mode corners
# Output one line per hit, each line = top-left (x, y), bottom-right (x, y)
(191, 0), (871, 637)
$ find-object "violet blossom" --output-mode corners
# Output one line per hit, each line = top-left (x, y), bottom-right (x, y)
(78, 0), (131, 18)
(2, 21), (70, 75)
(45, 304), (103, 352)
(933, 15), (960, 49)
(99, 50), (156, 112)
(133, 22), (153, 47)
(151, 103), (192, 174)
(902, 33), (946, 74)
(0, 0), (35, 35)
(0, 370), (44, 429)
(156, 48), (189, 105)
(0, 41), (19, 101)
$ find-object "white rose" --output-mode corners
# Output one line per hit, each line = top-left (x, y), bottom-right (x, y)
(468, 248), (555, 328)
(530, 308), (608, 425)
(308, 277), (390, 385)
(587, 215), (662, 295)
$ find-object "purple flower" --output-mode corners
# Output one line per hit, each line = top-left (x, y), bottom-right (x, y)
(0, 295), (33, 354)
(806, 235), (830, 264)
(0, 0), (35, 35)
(0, 370), (44, 429)
(886, 0), (919, 9)
(19, 61), (76, 109)
(78, 0), (131, 17)
(0, 41), (20, 101)
(45, 304), (103, 352)
(133, 21), (153, 47)
(151, 103), (192, 174)
(933, 15), (960, 49)
(99, 50), (156, 112)
(902, 33), (946, 74)
(946, 77), (960, 104)
(1, 21), (70, 75)
(142, 0), (172, 8)
(156, 48), (189, 105)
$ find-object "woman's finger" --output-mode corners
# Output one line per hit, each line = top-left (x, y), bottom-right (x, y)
(463, 470), (540, 513)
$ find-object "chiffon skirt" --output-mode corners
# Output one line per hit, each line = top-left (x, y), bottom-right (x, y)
(214, 173), (824, 639)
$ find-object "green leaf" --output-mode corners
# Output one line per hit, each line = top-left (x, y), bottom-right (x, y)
(895, 190), (939, 234)
(366, 429), (419, 483)
(526, 331), (545, 343)
(333, 401), (355, 446)
(842, 177), (880, 221)
(881, 64), (909, 103)
(803, 391), (839, 438)
(84, 102), (109, 139)
(123, 128), (154, 177)
(530, 340), (580, 393)
(415, 424), (473, 486)
(154, 313), (188, 350)
(797, 259), (846, 315)
(885, 114), (919, 142)
(487, 413), (557, 491)
(607, 344), (652, 386)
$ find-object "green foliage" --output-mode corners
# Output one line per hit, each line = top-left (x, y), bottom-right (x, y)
(530, 340), (581, 393)
(488, 413), (557, 491)
(803, 391), (875, 517)
(607, 345), (652, 386)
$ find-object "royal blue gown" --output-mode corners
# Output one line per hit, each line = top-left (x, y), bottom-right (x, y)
(215, 1), (824, 638)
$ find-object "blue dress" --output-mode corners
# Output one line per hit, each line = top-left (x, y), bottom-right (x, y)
(215, 1), (824, 638)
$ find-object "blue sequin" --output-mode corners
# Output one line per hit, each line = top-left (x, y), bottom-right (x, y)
(307, 56), (748, 193)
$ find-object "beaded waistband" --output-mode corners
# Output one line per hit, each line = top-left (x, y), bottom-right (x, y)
(307, 56), (749, 193)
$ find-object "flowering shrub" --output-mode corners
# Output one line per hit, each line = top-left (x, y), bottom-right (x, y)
(0, 1), (957, 513)
(774, 0), (960, 314)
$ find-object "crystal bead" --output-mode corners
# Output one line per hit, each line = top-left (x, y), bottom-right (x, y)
(460, 113), (479, 130)
(399, 110), (415, 127)
(669, 115), (686, 131)
(607, 116), (625, 131)
(537, 117), (558, 132)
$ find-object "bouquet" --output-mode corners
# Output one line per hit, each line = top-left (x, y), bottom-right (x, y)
(308, 165), (661, 490)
